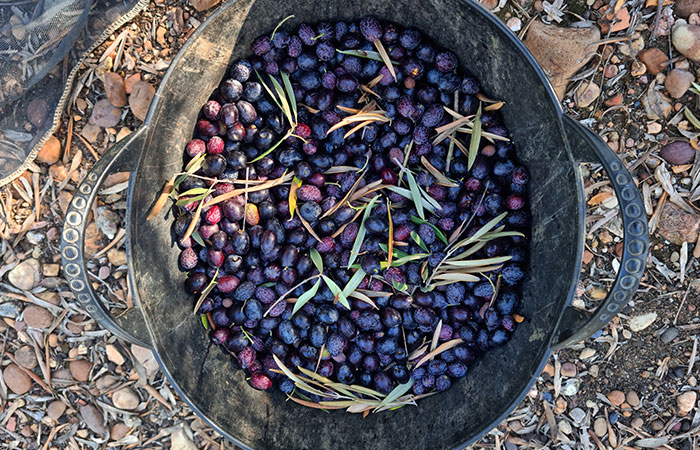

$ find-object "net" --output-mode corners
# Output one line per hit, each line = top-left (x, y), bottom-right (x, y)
(0, 0), (146, 185)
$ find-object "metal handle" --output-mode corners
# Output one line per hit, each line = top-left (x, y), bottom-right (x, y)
(61, 127), (152, 348)
(551, 115), (649, 350)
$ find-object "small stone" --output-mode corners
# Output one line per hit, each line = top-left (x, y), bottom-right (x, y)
(639, 48), (669, 75)
(658, 202), (700, 244)
(631, 417), (644, 428)
(8, 258), (41, 290)
(104, 73), (127, 107)
(124, 73), (141, 94)
(607, 390), (625, 406)
(42, 264), (60, 277)
(129, 81), (155, 121)
(628, 312), (657, 332)
(0, 301), (20, 318)
(661, 327), (679, 343)
(10, 15), (26, 40)
(96, 374), (119, 391)
(131, 344), (160, 376)
(97, 207), (119, 240)
(156, 26), (167, 46)
(14, 346), (37, 369)
(85, 223), (104, 258)
(506, 17), (522, 32)
(555, 396), (568, 414)
(660, 141), (697, 164)
(647, 122), (662, 134)
(189, 0), (220, 11)
(81, 122), (102, 143)
(508, 420), (523, 432)
(111, 423), (130, 441)
(631, 60), (647, 77)
(589, 365), (599, 377)
(588, 286), (607, 300)
(80, 404), (107, 434)
(580, 348), (596, 359)
(116, 127), (132, 142)
(27, 98), (47, 127)
(112, 388), (140, 410)
(91, 99), (121, 128)
(36, 135), (61, 164)
(627, 391), (640, 407)
(523, 22), (601, 99)
(604, 64), (619, 78)
(575, 81), (601, 108)
(171, 426), (197, 450)
(599, 7), (630, 33)
(604, 93), (624, 106)
(569, 407), (586, 423)
(107, 249), (127, 267)
(69, 359), (92, 382)
(47, 400), (66, 420)
(651, 419), (665, 431)
(673, 21), (700, 62)
(677, 0), (700, 18)
(542, 363), (555, 377)
(561, 362), (577, 377)
(593, 417), (607, 437)
(665, 69), (695, 98)
(105, 344), (126, 365)
(677, 391), (697, 413)
(561, 378), (580, 396)
(3, 364), (32, 394)
(558, 419), (572, 435)
(23, 305), (53, 329)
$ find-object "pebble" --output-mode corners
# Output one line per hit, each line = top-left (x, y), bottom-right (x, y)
(46, 400), (66, 420)
(96, 374), (120, 391)
(4, 363), (32, 394)
(8, 258), (41, 290)
(561, 362), (577, 377)
(104, 73), (127, 107)
(508, 420), (523, 432)
(593, 417), (607, 437)
(80, 404), (107, 434)
(23, 305), (53, 328)
(171, 426), (198, 450)
(628, 312), (657, 332)
(575, 81), (601, 108)
(42, 264), (60, 277)
(651, 419), (665, 431)
(555, 396), (568, 414)
(523, 21), (600, 99)
(599, 6), (631, 33)
(542, 363), (555, 377)
(562, 379), (580, 396)
(639, 48), (669, 75)
(91, 99), (122, 128)
(607, 390), (626, 406)
(631, 417), (644, 428)
(660, 141), (696, 165)
(665, 68), (695, 98)
(14, 346), (37, 369)
(27, 98), (47, 127)
(569, 407), (586, 423)
(129, 81), (155, 121)
(36, 135), (61, 164)
(108, 249), (127, 267)
(189, 0), (220, 11)
(677, 0), (700, 18)
(113, 388), (140, 410)
(106, 344), (126, 365)
(131, 344), (160, 376)
(626, 391), (640, 407)
(589, 365), (600, 377)
(672, 21), (700, 62)
(558, 419), (572, 435)
(661, 327), (679, 343)
(658, 202), (700, 245)
(97, 207), (119, 240)
(677, 391), (697, 413)
(69, 359), (92, 382)
(506, 17), (522, 32)
(647, 121), (662, 134)
(111, 422), (130, 441)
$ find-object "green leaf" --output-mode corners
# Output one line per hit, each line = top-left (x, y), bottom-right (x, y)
(260, 281), (276, 288)
(347, 195), (380, 268)
(443, 256), (512, 267)
(289, 176), (302, 218)
(405, 171), (424, 220)
(468, 104), (482, 170)
(200, 314), (209, 330)
(191, 230), (205, 247)
(280, 71), (297, 123)
(250, 129), (293, 163)
(310, 248), (323, 273)
(392, 280), (409, 292)
(175, 193), (208, 206)
(685, 107), (700, 130)
(269, 74), (295, 127)
(270, 14), (294, 40)
(342, 268), (366, 299)
(336, 48), (396, 64)
(410, 216), (448, 245)
(292, 278), (321, 316)
(379, 243), (409, 259)
(382, 253), (430, 268)
(177, 187), (209, 197)
(384, 186), (437, 214)
(322, 275), (350, 310)
(453, 212), (508, 250)
(174, 153), (206, 188)
(193, 268), (219, 313)
(411, 231), (429, 252)
(376, 379), (414, 409)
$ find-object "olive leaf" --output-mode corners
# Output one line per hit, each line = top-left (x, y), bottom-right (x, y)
(310, 248), (323, 273)
(299, 214), (323, 243)
(451, 211), (507, 251)
(468, 103), (482, 170)
(443, 256), (512, 268)
(192, 268), (219, 314)
(289, 176), (302, 218)
(421, 156), (458, 188)
(175, 192), (209, 206)
(281, 71), (297, 124)
(270, 14), (294, 40)
(381, 253), (429, 269)
(347, 194), (380, 268)
(385, 186), (437, 214)
(256, 70), (283, 112)
(372, 39), (396, 80)
(386, 198), (394, 268)
(341, 268), (366, 299)
(379, 243), (410, 259)
(291, 278), (321, 316)
(410, 216), (448, 245)
(405, 171), (424, 220)
(250, 128), (294, 163)
(414, 338), (464, 369)
(432, 272), (480, 282)
(322, 275), (350, 310)
(348, 290), (378, 309)
(191, 230), (205, 247)
(410, 231), (429, 252)
(200, 314), (209, 330)
(375, 379), (414, 410)
(431, 319), (442, 352)
(336, 48), (397, 64)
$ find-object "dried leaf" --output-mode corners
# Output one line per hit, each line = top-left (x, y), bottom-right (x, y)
(432, 272), (480, 282)
(443, 256), (512, 267)
(414, 338), (465, 368)
(421, 156), (459, 187)
(193, 268), (219, 313)
(348, 290), (378, 309)
(376, 379), (414, 409)
(269, 74), (295, 127)
(204, 172), (293, 207)
(280, 71), (297, 123)
(373, 39), (396, 80)
(147, 175), (175, 220)
(299, 214), (323, 243)
(468, 104), (482, 170)
(431, 319), (443, 352)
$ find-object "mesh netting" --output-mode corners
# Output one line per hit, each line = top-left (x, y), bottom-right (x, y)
(0, 0), (146, 185)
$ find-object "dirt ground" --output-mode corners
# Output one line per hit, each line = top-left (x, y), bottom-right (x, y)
(0, 0), (699, 448)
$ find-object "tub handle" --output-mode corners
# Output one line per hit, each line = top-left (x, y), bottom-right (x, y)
(61, 127), (153, 348)
(551, 115), (649, 350)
